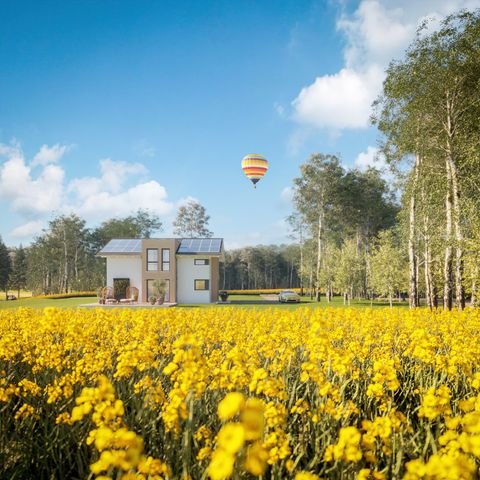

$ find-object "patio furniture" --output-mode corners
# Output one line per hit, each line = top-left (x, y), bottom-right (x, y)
(119, 286), (139, 304)
(102, 286), (118, 304)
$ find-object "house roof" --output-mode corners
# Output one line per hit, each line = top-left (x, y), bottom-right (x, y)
(176, 238), (223, 255)
(97, 237), (224, 256)
(97, 239), (142, 255)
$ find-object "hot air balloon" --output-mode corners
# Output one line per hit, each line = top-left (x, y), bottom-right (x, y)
(241, 153), (268, 188)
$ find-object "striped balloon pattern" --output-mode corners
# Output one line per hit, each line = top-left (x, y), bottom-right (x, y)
(241, 153), (269, 188)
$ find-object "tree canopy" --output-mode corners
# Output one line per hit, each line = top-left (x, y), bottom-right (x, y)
(173, 200), (213, 238)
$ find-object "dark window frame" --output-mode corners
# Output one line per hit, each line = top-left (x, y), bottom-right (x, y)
(194, 258), (210, 266)
(194, 279), (210, 291)
(162, 248), (170, 271)
(146, 248), (158, 271)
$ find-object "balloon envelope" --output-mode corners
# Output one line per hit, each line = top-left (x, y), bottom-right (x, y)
(241, 154), (268, 187)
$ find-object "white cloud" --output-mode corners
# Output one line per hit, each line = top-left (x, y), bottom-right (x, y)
(354, 146), (387, 171)
(274, 102), (286, 119)
(354, 146), (396, 185)
(291, 0), (480, 132)
(11, 221), (45, 238)
(338, 0), (415, 69)
(99, 158), (147, 193)
(0, 140), (175, 239)
(174, 195), (199, 208)
(71, 180), (173, 220)
(292, 65), (384, 129)
(66, 159), (172, 221)
(280, 186), (294, 204)
(0, 146), (65, 215)
(32, 144), (73, 166)
(133, 139), (157, 158)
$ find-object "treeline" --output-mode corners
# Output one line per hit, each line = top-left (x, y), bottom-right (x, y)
(289, 156), (402, 304)
(0, 210), (162, 296)
(220, 244), (301, 290)
(218, 163), (401, 303)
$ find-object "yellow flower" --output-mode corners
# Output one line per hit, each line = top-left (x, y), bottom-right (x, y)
(295, 472), (321, 480)
(94, 426), (114, 451)
(325, 426), (362, 463)
(218, 392), (245, 420)
(244, 441), (268, 476)
(207, 449), (235, 480)
(217, 423), (245, 454)
(197, 447), (213, 461)
(241, 398), (265, 441)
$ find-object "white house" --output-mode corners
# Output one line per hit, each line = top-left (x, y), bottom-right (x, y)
(97, 238), (224, 304)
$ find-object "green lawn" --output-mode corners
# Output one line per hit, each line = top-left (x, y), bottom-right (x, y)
(0, 294), (409, 310)
(0, 296), (98, 310)
(190, 294), (409, 309)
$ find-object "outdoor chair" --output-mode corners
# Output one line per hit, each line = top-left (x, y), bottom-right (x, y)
(102, 286), (118, 304)
(119, 286), (139, 304)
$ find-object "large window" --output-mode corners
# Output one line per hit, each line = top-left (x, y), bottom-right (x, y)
(194, 279), (210, 291)
(163, 279), (170, 302)
(147, 249), (158, 271)
(162, 248), (170, 271)
(146, 278), (171, 302)
(146, 279), (155, 299)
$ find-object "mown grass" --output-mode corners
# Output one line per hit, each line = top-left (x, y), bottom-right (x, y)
(0, 296), (98, 310)
(0, 294), (409, 310)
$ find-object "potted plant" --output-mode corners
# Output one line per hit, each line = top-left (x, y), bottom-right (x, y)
(219, 290), (229, 302)
(153, 279), (167, 305)
(148, 295), (157, 305)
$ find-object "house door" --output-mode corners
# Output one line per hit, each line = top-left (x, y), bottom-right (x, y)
(113, 278), (130, 301)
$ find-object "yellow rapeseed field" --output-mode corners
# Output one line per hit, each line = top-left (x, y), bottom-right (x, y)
(1, 306), (480, 479)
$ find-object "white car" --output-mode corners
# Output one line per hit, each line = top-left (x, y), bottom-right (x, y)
(278, 290), (301, 303)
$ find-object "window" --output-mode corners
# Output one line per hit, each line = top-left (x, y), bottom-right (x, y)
(147, 249), (158, 271)
(194, 279), (210, 291)
(146, 279), (155, 299)
(162, 248), (170, 271)
(164, 279), (170, 302)
(147, 279), (170, 302)
(194, 258), (210, 266)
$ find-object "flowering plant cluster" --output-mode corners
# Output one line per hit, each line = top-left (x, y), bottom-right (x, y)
(1, 306), (480, 479)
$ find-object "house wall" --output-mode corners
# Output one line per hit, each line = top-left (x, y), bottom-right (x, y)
(176, 256), (212, 304)
(210, 256), (219, 302)
(106, 255), (143, 299)
(141, 239), (180, 303)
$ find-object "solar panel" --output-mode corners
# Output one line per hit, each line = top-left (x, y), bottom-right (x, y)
(177, 238), (222, 254)
(99, 239), (142, 254)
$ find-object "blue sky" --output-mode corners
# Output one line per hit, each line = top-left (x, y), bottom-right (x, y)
(1, 0), (478, 249)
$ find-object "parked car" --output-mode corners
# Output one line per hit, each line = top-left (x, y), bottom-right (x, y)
(278, 290), (300, 303)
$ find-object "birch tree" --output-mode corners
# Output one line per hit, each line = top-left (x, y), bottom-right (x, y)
(0, 237), (11, 299)
(292, 154), (344, 301)
(173, 200), (213, 238)
(370, 229), (408, 308)
(374, 10), (480, 310)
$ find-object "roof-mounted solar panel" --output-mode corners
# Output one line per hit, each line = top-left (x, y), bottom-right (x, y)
(98, 239), (142, 255)
(177, 238), (223, 255)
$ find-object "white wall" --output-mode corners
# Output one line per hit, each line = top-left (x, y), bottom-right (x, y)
(106, 255), (143, 300)
(176, 256), (211, 304)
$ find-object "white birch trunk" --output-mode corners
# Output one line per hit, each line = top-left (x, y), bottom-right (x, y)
(408, 154), (420, 307)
